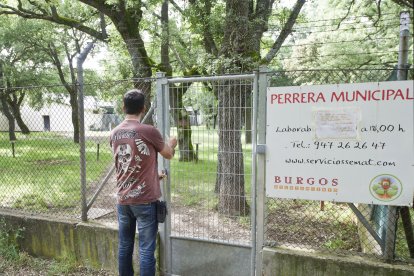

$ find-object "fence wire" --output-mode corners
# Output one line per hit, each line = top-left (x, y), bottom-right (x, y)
(0, 69), (413, 263)
(0, 78), (156, 222)
(264, 68), (414, 261)
(167, 77), (254, 246)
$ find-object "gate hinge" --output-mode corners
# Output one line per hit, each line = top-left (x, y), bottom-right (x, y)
(257, 144), (266, 154)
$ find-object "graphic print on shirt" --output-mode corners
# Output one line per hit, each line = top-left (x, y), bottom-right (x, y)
(116, 143), (132, 175)
(115, 138), (151, 200)
(118, 177), (136, 190)
(112, 130), (136, 141)
(135, 139), (150, 155)
(121, 182), (146, 200)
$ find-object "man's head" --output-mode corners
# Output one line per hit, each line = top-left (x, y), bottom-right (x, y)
(123, 89), (145, 115)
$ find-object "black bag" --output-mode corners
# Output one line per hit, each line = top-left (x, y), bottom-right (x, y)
(156, 200), (168, 223)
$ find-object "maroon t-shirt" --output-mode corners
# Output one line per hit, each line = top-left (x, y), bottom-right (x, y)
(110, 120), (165, 205)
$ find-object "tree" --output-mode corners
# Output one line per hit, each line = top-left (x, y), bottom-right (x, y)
(173, 0), (305, 215)
(1, 0), (306, 215)
(0, 15), (51, 139)
(0, 63), (17, 141)
(0, 0), (200, 156)
(158, 0), (198, 161)
(283, 0), (413, 74)
(29, 26), (93, 144)
(0, 0), (153, 108)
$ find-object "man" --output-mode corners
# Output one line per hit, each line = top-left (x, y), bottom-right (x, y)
(110, 89), (177, 276)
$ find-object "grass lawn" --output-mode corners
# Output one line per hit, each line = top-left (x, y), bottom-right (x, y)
(0, 126), (253, 214)
(169, 126), (252, 209)
(0, 132), (112, 212)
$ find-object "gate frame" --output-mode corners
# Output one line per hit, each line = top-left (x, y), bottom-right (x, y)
(156, 73), (258, 276)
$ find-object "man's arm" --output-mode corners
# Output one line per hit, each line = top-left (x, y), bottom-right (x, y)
(159, 136), (177, 160)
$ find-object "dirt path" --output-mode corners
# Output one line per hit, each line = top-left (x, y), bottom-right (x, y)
(89, 168), (251, 245)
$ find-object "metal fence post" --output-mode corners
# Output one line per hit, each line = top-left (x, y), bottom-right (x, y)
(397, 12), (410, 81)
(77, 41), (94, 222)
(250, 70), (258, 276)
(384, 11), (411, 261)
(255, 66), (269, 275)
(156, 71), (172, 275)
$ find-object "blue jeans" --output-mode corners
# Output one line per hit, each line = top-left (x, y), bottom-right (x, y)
(117, 203), (158, 276)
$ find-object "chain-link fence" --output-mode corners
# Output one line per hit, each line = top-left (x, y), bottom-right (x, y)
(0, 78), (156, 222)
(1, 68), (413, 264)
(264, 68), (414, 262)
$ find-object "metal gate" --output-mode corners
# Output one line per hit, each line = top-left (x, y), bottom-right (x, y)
(156, 73), (257, 276)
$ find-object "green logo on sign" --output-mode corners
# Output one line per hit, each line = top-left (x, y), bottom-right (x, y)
(370, 174), (402, 202)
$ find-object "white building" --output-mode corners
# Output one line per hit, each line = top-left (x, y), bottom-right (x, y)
(0, 96), (121, 132)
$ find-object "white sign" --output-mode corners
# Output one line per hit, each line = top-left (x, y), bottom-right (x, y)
(266, 81), (414, 206)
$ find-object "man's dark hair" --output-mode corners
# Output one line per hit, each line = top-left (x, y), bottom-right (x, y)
(123, 89), (145, 115)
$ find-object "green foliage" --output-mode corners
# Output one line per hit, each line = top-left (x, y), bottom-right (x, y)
(183, 84), (217, 126)
(0, 16), (50, 88)
(394, 208), (414, 260)
(0, 219), (23, 262)
(0, 225), (112, 275)
(282, 0), (413, 74)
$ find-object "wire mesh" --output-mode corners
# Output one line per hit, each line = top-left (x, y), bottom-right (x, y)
(0, 78), (156, 222)
(1, 69), (413, 262)
(168, 77), (254, 245)
(264, 68), (414, 262)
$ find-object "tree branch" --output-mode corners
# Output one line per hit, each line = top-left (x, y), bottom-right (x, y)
(63, 43), (77, 85)
(0, 3), (107, 41)
(169, 0), (184, 15)
(77, 0), (114, 16)
(189, 0), (218, 56)
(48, 43), (73, 94)
(391, 0), (413, 9)
(372, 0), (382, 27)
(142, 2), (161, 20)
(27, 0), (48, 15)
(335, 0), (355, 30)
(261, 0), (305, 64)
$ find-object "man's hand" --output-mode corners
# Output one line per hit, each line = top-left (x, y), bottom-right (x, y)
(168, 136), (177, 149)
(159, 170), (168, 180)
(160, 136), (177, 159)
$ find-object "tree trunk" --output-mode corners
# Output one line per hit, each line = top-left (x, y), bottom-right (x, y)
(216, 81), (249, 216)
(69, 90), (79, 143)
(0, 94), (16, 141)
(158, 0), (195, 160)
(169, 84), (197, 162)
(110, 7), (154, 122)
(215, 0), (251, 215)
(245, 95), (252, 144)
(7, 93), (30, 134)
(177, 112), (197, 162)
